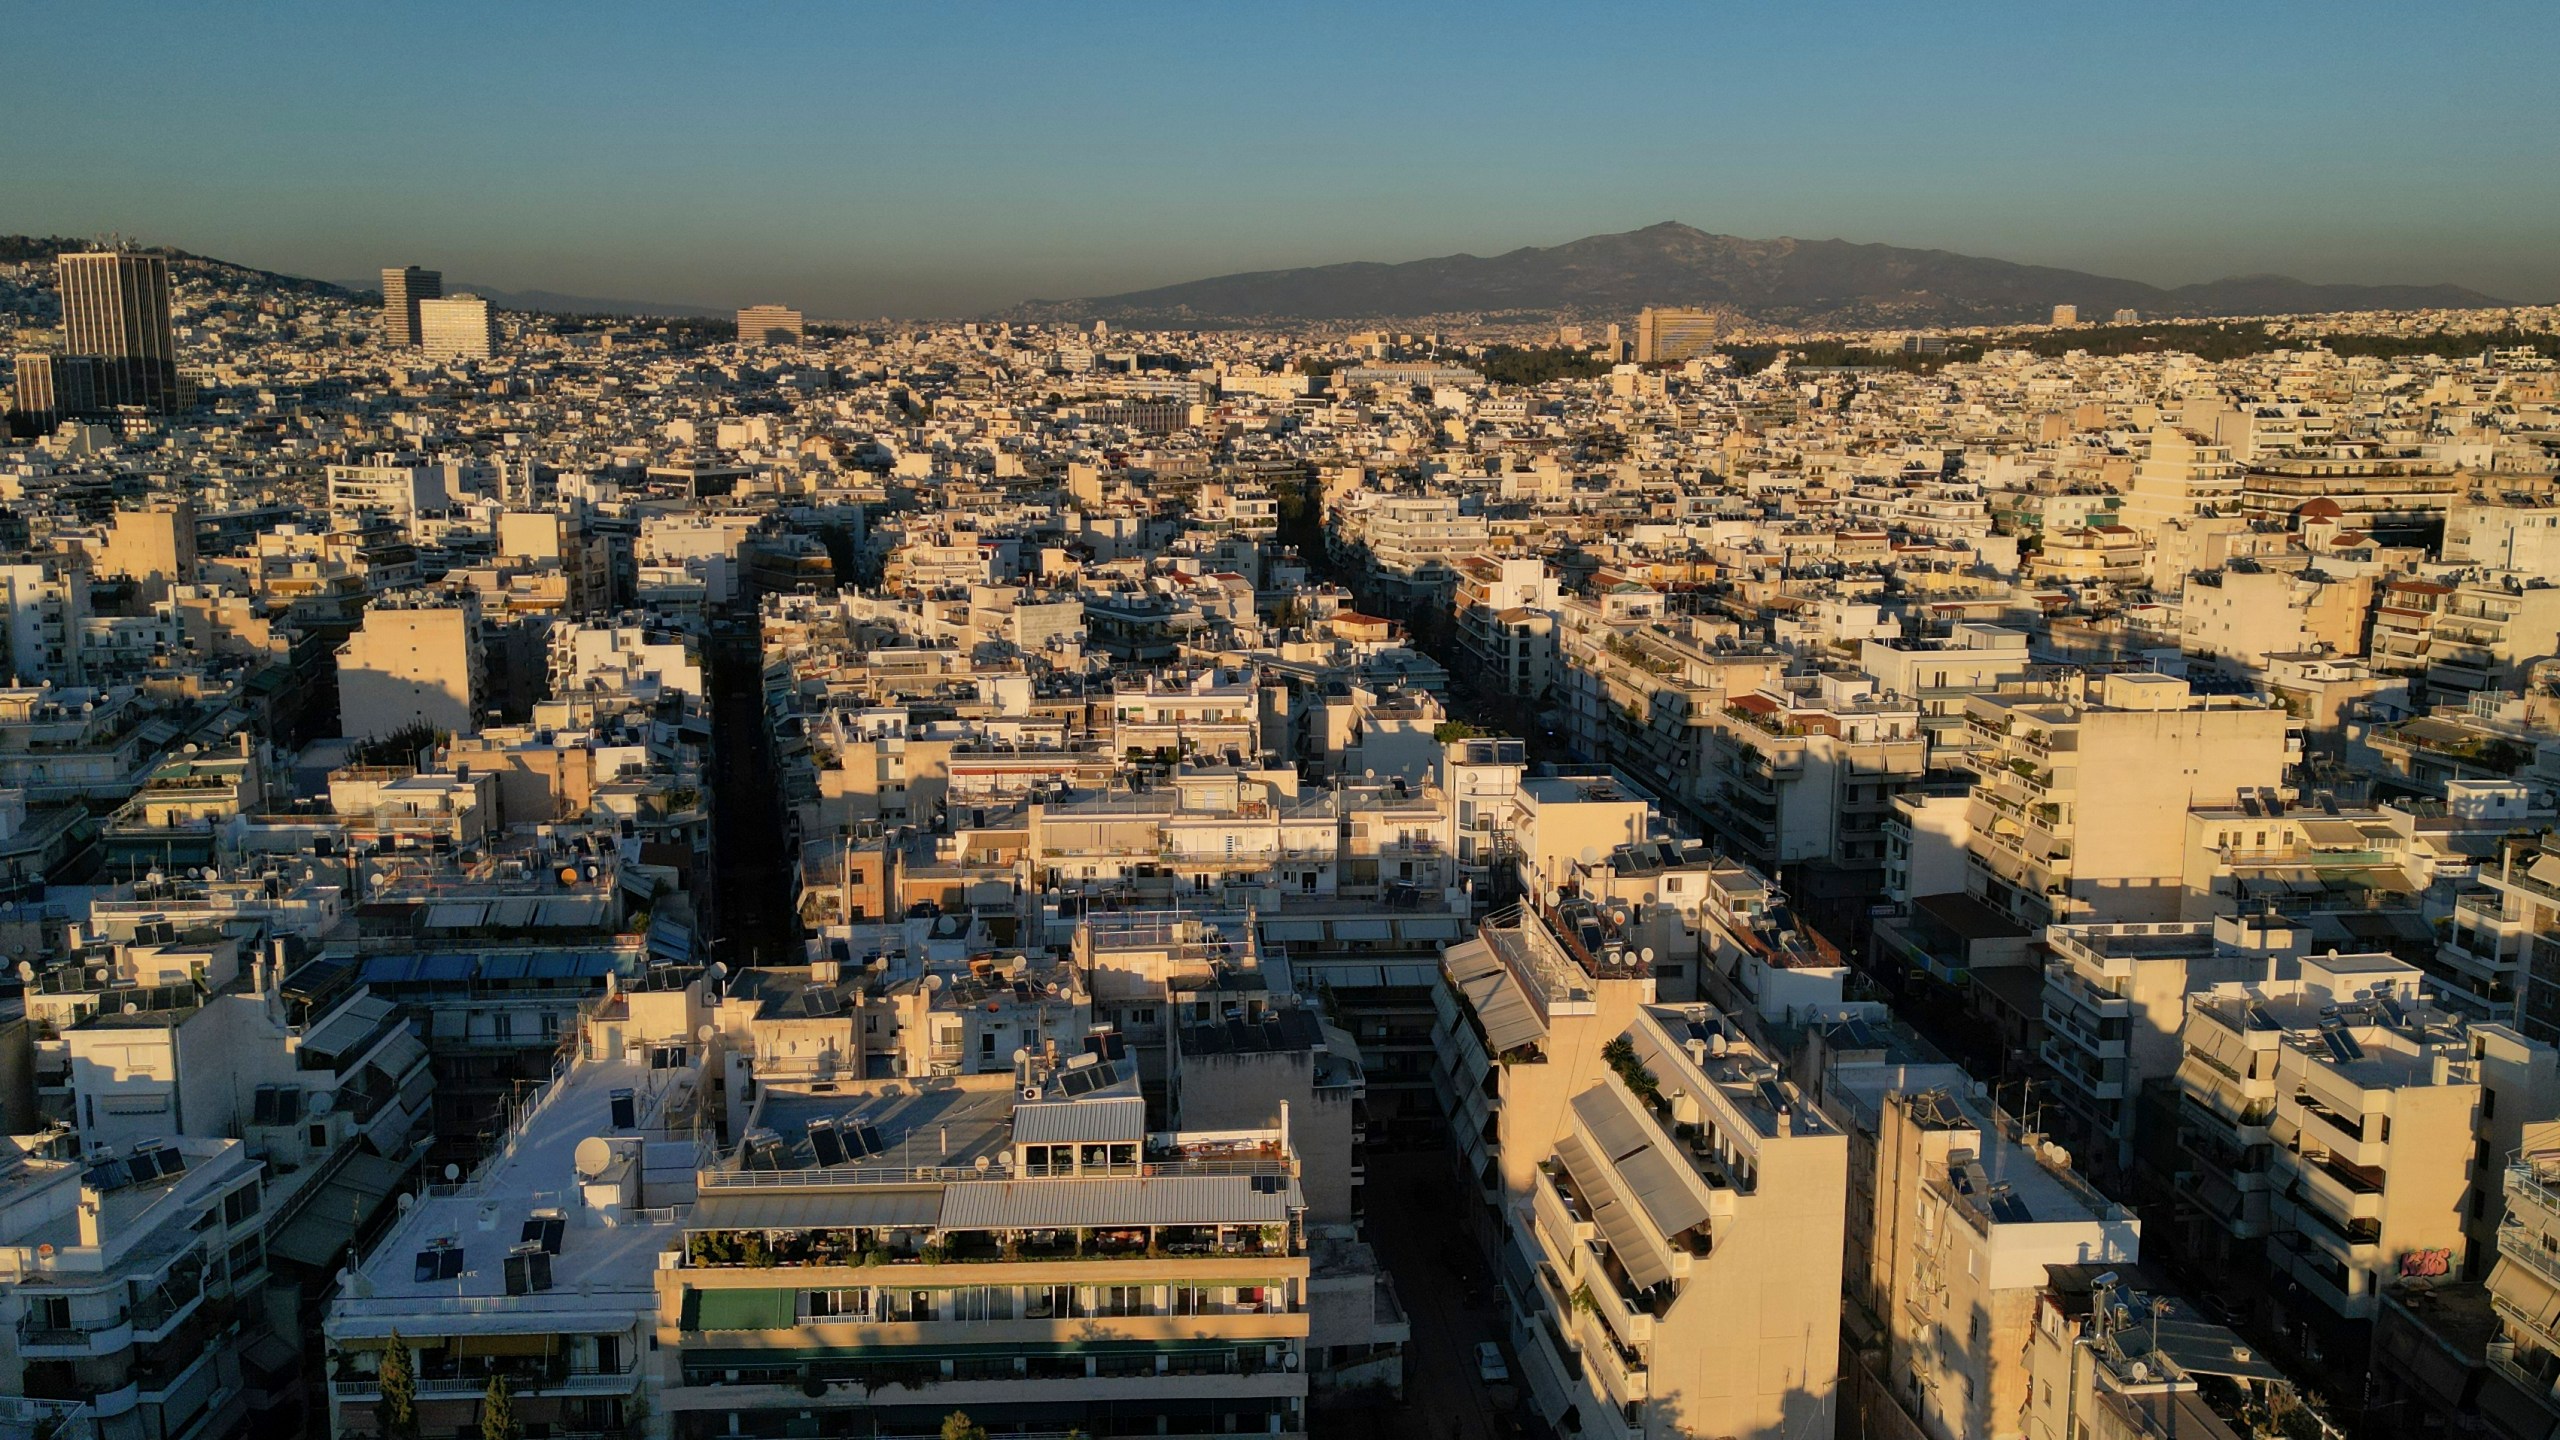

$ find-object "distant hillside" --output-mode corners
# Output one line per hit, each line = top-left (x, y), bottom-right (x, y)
(1009, 221), (2506, 328)
(0, 235), (358, 300)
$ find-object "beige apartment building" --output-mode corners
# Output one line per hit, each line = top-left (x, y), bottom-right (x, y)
(1827, 1076), (2138, 1440)
(2117, 429), (2246, 594)
(1953, 673), (2289, 928)
(2172, 952), (2479, 1322)
(2177, 563), (2374, 680)
(1515, 1003), (1847, 1440)
(336, 589), (485, 741)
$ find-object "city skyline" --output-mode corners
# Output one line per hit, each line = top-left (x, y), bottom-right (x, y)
(6, 1), (2557, 317)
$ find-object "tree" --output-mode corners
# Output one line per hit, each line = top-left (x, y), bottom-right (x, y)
(941, 1413), (988, 1440)
(375, 1333), (419, 1440)
(480, 1374), (519, 1440)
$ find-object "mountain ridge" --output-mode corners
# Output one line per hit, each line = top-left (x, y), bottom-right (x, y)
(1007, 221), (2506, 328)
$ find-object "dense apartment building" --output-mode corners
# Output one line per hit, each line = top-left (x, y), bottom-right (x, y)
(734, 305), (804, 345)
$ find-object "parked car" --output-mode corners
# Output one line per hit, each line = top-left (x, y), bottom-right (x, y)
(1477, 1341), (1510, 1383)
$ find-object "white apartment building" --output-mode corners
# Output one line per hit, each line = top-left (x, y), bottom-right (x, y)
(336, 589), (486, 742)
(416, 295), (496, 361)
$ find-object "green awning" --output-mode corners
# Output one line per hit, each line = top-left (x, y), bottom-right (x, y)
(685, 1288), (797, 1331)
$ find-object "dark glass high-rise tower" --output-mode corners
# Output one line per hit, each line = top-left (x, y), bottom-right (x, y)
(382, 265), (442, 347)
(56, 251), (178, 412)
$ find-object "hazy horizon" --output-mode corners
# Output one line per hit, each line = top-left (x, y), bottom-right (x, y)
(8, 0), (2556, 319)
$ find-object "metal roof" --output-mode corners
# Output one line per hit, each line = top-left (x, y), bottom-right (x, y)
(1011, 1096), (1147, 1146)
(1553, 1131), (1669, 1292)
(937, 1174), (1298, 1230)
(1444, 938), (1543, 1056)
(1572, 1086), (1708, 1239)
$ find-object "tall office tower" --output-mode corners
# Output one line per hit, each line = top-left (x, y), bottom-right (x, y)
(735, 304), (805, 344)
(381, 265), (442, 346)
(55, 251), (178, 411)
(2050, 303), (2080, 326)
(417, 295), (497, 361)
(10, 352), (102, 425)
(1632, 305), (1722, 363)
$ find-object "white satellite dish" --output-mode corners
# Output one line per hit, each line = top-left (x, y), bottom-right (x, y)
(122, 1002), (140, 1016)
(573, 1137), (614, 1180)
(1011, 1048), (1030, 1065)
(396, 1193), (415, 1213)
(443, 1163), (462, 1182)
(924, 975), (943, 993)
(697, 1024), (715, 1043)
(709, 961), (730, 980)
(1578, 845), (1603, 866)
(1639, 947), (1657, 965)
(973, 1155), (990, 1173)
(1364, 769), (1376, 781)
(13, 962), (31, 983)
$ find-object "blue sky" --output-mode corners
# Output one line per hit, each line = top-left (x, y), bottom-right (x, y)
(6, 1), (2555, 317)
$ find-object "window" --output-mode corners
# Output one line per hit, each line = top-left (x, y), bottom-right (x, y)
(2484, 1088), (2499, 1120)
(309, 1123), (330, 1149)
(223, 1182), (262, 1227)
(980, 1032), (997, 1058)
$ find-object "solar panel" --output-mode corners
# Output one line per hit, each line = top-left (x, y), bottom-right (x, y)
(85, 1159), (128, 1191)
(853, 1124), (885, 1158)
(519, 1214), (565, 1254)
(609, 1089), (636, 1129)
(439, 1247), (466, 1280)
(808, 1120), (848, 1168)
(152, 1148), (188, 1178)
(503, 1249), (555, 1296)
(2377, 996), (2409, 1028)
(414, 1250), (442, 1284)
(2246, 1004), (2280, 1032)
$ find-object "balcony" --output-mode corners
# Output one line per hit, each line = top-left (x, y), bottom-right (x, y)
(19, 1307), (133, 1358)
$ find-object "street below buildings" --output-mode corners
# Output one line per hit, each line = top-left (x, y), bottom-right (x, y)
(1337, 1149), (1521, 1440)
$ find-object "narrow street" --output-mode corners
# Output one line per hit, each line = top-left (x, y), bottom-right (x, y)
(1348, 1151), (1519, 1440)
(706, 604), (802, 970)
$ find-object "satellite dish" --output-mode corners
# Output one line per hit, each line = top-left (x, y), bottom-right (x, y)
(308, 1092), (333, 1116)
(1542, 888), (1561, 908)
(973, 1156), (990, 1173)
(1579, 845), (1603, 866)
(924, 975), (943, 993)
(122, 1002), (140, 1016)
(1363, 769), (1376, 781)
(574, 1137), (614, 1180)
(14, 962), (31, 983)
(1011, 1048), (1030, 1065)
(696, 1024), (715, 1043)
(443, 1163), (462, 1182)
(396, 1193), (415, 1213)
(710, 961), (729, 980)
(1640, 947), (1657, 965)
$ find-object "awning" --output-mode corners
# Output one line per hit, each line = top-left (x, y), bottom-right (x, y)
(687, 1188), (945, 1232)
(1553, 1132), (1671, 1292)
(2491, 1257), (2560, 1342)
(266, 1151), (417, 1271)
(686, 1287), (797, 1332)
(938, 1174), (1298, 1230)
(455, 1333), (556, 1357)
